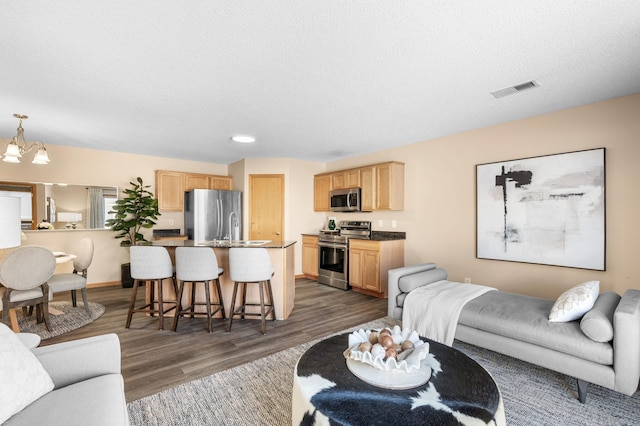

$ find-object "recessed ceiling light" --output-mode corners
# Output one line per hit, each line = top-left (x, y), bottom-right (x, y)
(231, 135), (256, 143)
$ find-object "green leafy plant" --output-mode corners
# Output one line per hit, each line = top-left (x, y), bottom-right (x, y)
(106, 177), (161, 246)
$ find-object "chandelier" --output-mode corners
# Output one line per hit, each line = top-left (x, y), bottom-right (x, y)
(2, 114), (50, 164)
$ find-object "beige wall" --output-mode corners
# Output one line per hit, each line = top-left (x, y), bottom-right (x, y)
(325, 94), (640, 298)
(230, 157), (327, 270)
(2, 94), (638, 298)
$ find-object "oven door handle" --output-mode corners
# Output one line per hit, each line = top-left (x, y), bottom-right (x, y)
(318, 242), (348, 250)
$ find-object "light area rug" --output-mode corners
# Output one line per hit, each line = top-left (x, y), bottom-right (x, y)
(127, 317), (640, 426)
(15, 301), (105, 340)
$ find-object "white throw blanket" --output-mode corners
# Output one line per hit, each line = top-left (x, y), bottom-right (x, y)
(402, 280), (496, 346)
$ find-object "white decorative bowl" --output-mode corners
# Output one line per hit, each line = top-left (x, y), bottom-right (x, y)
(344, 326), (429, 373)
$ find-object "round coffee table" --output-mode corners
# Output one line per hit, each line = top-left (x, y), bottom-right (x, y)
(292, 333), (505, 425)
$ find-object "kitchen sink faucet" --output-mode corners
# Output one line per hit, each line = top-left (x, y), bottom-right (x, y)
(228, 211), (239, 243)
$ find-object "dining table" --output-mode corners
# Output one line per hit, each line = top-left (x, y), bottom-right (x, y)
(53, 251), (77, 264)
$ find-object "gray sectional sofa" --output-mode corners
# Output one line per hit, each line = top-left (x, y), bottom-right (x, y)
(388, 263), (640, 402)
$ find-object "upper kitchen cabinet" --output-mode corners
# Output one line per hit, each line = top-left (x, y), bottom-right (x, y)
(360, 166), (375, 211)
(375, 162), (404, 211)
(185, 173), (232, 191)
(208, 175), (232, 190)
(314, 173), (332, 212)
(156, 170), (185, 211)
(156, 170), (232, 211)
(314, 161), (404, 212)
(184, 173), (209, 191)
(332, 168), (361, 189)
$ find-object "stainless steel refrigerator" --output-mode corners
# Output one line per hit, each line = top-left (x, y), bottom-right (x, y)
(184, 189), (242, 241)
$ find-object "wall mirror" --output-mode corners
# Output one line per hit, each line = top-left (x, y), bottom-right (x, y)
(0, 181), (118, 230)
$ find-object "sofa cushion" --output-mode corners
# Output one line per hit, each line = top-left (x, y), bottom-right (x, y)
(0, 323), (54, 424)
(580, 292), (621, 342)
(4, 374), (129, 426)
(549, 281), (600, 322)
(398, 268), (448, 293)
(459, 291), (613, 365)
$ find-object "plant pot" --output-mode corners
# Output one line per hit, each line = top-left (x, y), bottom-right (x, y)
(121, 263), (133, 288)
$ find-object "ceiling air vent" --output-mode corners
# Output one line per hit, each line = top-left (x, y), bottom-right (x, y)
(491, 80), (539, 98)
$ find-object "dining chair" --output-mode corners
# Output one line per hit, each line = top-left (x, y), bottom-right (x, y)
(0, 246), (56, 331)
(172, 247), (226, 332)
(226, 248), (276, 334)
(48, 238), (94, 315)
(125, 246), (177, 330)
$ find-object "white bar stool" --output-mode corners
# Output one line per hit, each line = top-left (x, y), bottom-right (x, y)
(172, 247), (226, 333)
(125, 246), (177, 330)
(226, 248), (276, 334)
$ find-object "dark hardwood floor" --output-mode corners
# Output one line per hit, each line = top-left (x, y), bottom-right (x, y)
(44, 278), (388, 402)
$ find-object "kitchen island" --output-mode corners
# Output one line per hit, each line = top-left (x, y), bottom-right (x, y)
(149, 240), (296, 320)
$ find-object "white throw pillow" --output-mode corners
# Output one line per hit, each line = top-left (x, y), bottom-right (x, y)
(0, 323), (54, 423)
(549, 281), (600, 322)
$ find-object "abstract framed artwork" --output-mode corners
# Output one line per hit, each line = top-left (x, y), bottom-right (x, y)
(476, 148), (605, 270)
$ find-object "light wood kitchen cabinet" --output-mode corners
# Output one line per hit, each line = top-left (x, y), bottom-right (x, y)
(156, 170), (233, 211)
(314, 173), (332, 212)
(349, 239), (404, 298)
(208, 176), (232, 190)
(155, 170), (185, 211)
(184, 173), (210, 191)
(332, 168), (361, 189)
(314, 161), (404, 212)
(360, 166), (375, 211)
(376, 162), (404, 211)
(301, 235), (319, 279)
(185, 173), (232, 191)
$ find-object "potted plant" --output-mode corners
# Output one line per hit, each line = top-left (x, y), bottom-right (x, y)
(106, 177), (161, 287)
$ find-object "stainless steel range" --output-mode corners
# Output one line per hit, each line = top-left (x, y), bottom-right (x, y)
(318, 221), (371, 290)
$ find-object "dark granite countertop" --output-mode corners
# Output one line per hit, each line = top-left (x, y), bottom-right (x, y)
(370, 231), (406, 241)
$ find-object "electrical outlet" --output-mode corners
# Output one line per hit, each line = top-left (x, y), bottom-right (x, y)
(378, 219), (383, 228)
(391, 220), (397, 228)
(464, 277), (471, 283)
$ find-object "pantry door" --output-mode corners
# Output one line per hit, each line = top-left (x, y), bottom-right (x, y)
(248, 174), (284, 241)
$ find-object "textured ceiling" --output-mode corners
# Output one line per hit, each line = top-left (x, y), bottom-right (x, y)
(1, 1), (639, 165)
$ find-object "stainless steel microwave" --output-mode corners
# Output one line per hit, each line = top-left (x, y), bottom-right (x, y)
(330, 188), (361, 212)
